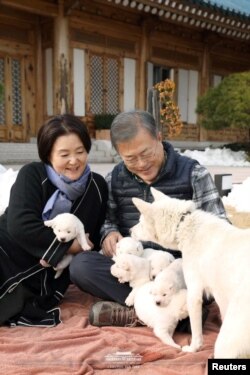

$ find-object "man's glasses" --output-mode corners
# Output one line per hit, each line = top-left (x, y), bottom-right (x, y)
(123, 142), (158, 167)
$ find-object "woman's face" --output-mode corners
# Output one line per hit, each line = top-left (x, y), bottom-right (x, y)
(49, 133), (88, 180)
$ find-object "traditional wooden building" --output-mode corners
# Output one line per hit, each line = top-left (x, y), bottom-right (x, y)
(0, 0), (249, 143)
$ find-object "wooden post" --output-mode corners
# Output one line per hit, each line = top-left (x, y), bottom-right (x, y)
(199, 43), (210, 141)
(138, 20), (151, 109)
(53, 0), (70, 114)
(35, 19), (43, 130)
(147, 88), (161, 132)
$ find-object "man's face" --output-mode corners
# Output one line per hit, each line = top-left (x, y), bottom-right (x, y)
(116, 127), (165, 184)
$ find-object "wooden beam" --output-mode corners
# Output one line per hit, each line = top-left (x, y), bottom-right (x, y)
(65, 0), (80, 15)
(0, 0), (59, 17)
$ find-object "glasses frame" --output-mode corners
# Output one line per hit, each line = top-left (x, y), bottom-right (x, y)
(122, 141), (159, 168)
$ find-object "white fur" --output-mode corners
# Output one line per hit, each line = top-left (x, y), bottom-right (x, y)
(111, 253), (150, 306)
(44, 213), (90, 278)
(145, 250), (175, 280)
(134, 283), (188, 349)
(151, 259), (186, 306)
(131, 187), (250, 358)
(111, 253), (188, 348)
(115, 237), (144, 257)
(115, 237), (174, 280)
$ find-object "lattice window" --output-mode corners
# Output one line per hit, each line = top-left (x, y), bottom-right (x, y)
(106, 58), (119, 114)
(11, 59), (22, 125)
(0, 58), (5, 125)
(90, 55), (104, 114)
(90, 54), (119, 115)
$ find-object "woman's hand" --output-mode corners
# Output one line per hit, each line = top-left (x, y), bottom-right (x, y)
(40, 234), (94, 267)
(101, 231), (123, 257)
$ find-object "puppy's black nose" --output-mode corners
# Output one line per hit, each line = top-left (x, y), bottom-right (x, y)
(60, 238), (66, 242)
(156, 301), (161, 306)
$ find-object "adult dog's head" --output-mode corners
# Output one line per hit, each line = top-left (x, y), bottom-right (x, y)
(131, 187), (195, 250)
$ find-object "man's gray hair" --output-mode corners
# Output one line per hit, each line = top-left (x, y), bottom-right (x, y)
(110, 110), (158, 150)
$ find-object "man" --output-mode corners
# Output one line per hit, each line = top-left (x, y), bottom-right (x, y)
(70, 110), (227, 327)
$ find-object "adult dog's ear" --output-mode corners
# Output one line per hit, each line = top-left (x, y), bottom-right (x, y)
(132, 197), (152, 214)
(150, 187), (168, 201)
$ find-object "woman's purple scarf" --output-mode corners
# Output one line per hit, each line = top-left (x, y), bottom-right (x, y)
(42, 164), (91, 220)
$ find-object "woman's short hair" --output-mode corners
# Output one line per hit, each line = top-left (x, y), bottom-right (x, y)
(110, 110), (158, 150)
(37, 114), (91, 164)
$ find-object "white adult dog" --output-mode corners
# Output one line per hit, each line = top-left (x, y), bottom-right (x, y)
(43, 213), (91, 278)
(151, 258), (186, 307)
(111, 253), (188, 348)
(131, 187), (250, 358)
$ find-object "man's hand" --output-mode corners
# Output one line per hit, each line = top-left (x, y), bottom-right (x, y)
(101, 231), (123, 257)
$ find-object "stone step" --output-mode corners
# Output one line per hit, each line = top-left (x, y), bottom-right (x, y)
(0, 139), (226, 165)
(0, 140), (119, 164)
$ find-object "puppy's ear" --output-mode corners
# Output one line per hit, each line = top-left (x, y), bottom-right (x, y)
(150, 187), (168, 201)
(132, 198), (152, 215)
(44, 219), (54, 228)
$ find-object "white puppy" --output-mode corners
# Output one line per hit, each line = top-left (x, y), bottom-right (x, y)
(115, 237), (144, 257)
(111, 253), (188, 349)
(131, 187), (250, 358)
(116, 237), (174, 280)
(145, 250), (175, 280)
(111, 253), (151, 306)
(151, 259), (186, 307)
(134, 283), (188, 348)
(43, 213), (91, 278)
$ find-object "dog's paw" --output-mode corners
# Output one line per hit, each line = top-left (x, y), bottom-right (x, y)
(182, 345), (198, 353)
(125, 293), (134, 306)
(125, 295), (134, 306)
(82, 245), (91, 251)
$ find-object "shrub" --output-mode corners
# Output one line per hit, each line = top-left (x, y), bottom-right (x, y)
(93, 113), (117, 130)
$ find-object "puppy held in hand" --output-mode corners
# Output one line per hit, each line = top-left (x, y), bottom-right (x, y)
(151, 258), (186, 307)
(42, 213), (91, 278)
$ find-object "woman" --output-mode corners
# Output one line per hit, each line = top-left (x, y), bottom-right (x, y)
(0, 114), (108, 327)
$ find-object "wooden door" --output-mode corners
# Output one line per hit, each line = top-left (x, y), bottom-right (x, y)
(0, 55), (27, 142)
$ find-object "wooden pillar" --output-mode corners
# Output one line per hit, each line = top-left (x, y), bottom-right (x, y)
(199, 43), (210, 141)
(35, 18), (44, 130)
(138, 20), (151, 109)
(54, 0), (70, 114)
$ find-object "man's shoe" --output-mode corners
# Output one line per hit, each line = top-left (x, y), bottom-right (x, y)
(89, 301), (143, 327)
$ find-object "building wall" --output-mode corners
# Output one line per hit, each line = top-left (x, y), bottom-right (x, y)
(0, 2), (249, 143)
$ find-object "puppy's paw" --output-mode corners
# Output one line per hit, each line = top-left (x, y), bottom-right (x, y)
(82, 245), (91, 251)
(182, 345), (198, 353)
(125, 295), (134, 306)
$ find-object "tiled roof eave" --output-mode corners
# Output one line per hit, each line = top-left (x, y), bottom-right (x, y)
(105, 0), (250, 41)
